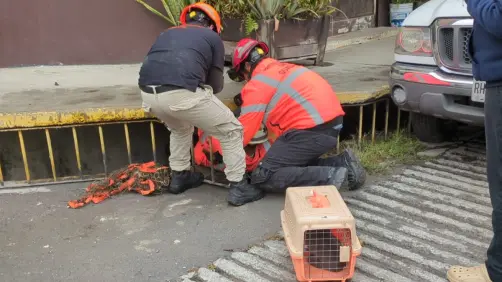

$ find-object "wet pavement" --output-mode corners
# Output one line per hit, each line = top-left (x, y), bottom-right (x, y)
(0, 182), (285, 282)
(175, 142), (492, 282)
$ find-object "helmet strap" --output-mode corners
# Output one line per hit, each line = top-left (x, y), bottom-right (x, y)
(249, 57), (264, 76)
(242, 48), (265, 79)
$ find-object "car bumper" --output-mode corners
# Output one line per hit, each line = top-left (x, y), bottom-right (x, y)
(389, 62), (484, 126)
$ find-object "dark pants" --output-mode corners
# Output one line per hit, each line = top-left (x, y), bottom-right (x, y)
(485, 86), (502, 281)
(251, 118), (342, 192)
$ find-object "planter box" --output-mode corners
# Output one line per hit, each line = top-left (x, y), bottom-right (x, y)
(222, 16), (330, 66)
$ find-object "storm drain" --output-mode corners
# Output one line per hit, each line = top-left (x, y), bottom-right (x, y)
(177, 143), (491, 282)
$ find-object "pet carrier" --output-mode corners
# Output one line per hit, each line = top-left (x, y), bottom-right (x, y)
(281, 186), (362, 282)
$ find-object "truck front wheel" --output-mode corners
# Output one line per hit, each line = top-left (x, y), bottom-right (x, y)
(411, 113), (449, 143)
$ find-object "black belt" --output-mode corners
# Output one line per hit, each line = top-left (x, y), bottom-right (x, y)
(307, 115), (344, 133)
(139, 85), (183, 94)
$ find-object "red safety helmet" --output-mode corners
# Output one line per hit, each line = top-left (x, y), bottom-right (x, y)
(180, 2), (222, 34)
(228, 38), (269, 82)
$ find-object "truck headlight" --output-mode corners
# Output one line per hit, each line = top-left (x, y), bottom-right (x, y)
(395, 27), (432, 57)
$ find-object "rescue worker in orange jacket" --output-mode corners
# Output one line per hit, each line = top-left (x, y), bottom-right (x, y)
(227, 39), (366, 192)
(138, 3), (264, 206)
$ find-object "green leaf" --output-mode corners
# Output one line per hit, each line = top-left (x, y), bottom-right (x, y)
(136, 0), (172, 23)
(161, 0), (177, 25)
(244, 14), (259, 35)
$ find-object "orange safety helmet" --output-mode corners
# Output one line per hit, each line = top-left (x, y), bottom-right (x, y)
(227, 38), (269, 82)
(180, 2), (222, 34)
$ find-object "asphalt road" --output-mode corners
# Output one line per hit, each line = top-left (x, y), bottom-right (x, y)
(0, 182), (285, 282)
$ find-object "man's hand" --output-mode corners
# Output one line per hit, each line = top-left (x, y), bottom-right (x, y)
(234, 93), (243, 107)
(244, 145), (257, 157)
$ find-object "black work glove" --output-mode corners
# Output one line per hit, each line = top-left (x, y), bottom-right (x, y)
(234, 93), (243, 107)
(233, 107), (241, 118)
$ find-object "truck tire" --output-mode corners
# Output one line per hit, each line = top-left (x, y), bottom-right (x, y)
(411, 113), (447, 143)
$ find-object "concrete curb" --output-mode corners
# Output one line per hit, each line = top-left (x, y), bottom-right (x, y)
(326, 28), (398, 52)
(0, 88), (390, 129)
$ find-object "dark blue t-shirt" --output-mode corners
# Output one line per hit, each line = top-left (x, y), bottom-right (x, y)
(138, 25), (225, 92)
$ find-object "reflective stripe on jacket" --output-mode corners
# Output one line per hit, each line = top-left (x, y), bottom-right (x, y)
(238, 58), (345, 146)
(194, 129), (265, 172)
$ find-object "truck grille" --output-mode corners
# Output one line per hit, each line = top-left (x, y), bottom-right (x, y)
(461, 28), (473, 65)
(435, 19), (473, 75)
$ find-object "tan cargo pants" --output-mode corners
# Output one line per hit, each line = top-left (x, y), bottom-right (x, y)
(140, 85), (246, 183)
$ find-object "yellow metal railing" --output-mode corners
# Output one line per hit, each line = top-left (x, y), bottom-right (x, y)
(0, 119), (161, 186)
(0, 97), (410, 188)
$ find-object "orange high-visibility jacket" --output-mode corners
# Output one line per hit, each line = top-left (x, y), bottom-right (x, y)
(194, 129), (266, 172)
(238, 58), (345, 147)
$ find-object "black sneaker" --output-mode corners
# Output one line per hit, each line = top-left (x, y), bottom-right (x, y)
(227, 179), (265, 206)
(340, 149), (366, 190)
(168, 170), (204, 194)
(327, 167), (348, 189)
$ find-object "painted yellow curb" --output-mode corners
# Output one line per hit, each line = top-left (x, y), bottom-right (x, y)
(0, 87), (389, 130)
(337, 86), (390, 105)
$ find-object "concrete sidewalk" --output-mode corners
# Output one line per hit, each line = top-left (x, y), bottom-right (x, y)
(0, 28), (396, 129)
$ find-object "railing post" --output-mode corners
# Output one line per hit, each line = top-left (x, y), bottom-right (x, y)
(98, 126), (107, 177)
(150, 122), (157, 163)
(72, 127), (83, 179)
(124, 123), (132, 164)
(384, 99), (390, 139)
(18, 131), (30, 183)
(358, 105), (364, 143)
(45, 129), (57, 181)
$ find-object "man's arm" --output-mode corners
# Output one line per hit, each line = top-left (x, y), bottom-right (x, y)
(206, 67), (224, 94)
(238, 81), (268, 147)
(467, 0), (502, 38)
(208, 36), (226, 94)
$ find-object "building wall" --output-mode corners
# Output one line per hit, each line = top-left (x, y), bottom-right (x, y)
(0, 0), (375, 68)
(329, 0), (376, 36)
(0, 0), (167, 67)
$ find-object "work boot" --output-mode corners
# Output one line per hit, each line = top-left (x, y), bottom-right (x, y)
(447, 265), (492, 282)
(339, 149), (366, 190)
(327, 167), (349, 189)
(168, 170), (204, 194)
(227, 178), (265, 206)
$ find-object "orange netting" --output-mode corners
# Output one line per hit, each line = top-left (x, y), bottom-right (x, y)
(68, 161), (171, 209)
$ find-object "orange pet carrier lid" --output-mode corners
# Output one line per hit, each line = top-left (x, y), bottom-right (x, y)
(309, 189), (331, 208)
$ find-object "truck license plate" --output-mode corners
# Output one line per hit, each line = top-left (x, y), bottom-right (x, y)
(471, 80), (486, 103)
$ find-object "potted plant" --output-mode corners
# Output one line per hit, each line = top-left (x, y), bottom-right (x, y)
(136, 0), (344, 65)
(205, 1), (254, 42)
(390, 0), (416, 27)
(208, 0), (344, 65)
(135, 0), (197, 26)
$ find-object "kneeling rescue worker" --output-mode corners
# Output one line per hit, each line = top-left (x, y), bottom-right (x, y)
(227, 39), (367, 192)
(137, 2), (264, 206)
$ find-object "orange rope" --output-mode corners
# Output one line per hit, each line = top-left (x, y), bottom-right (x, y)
(68, 161), (170, 209)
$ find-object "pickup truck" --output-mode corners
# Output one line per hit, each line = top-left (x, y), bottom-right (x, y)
(389, 0), (483, 143)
